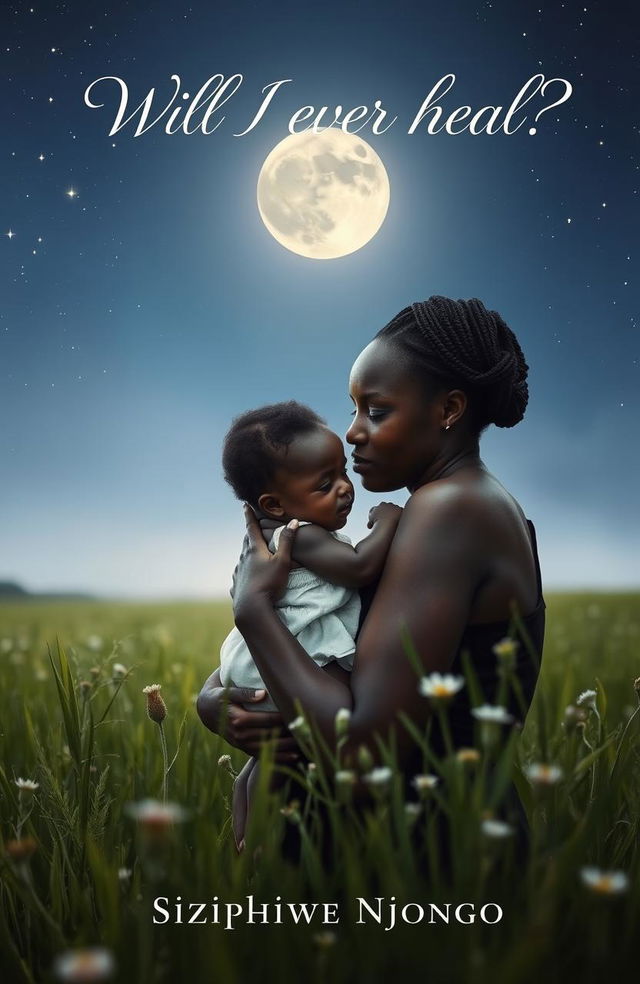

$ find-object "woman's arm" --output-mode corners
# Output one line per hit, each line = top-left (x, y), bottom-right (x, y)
(196, 667), (301, 760)
(234, 490), (482, 760)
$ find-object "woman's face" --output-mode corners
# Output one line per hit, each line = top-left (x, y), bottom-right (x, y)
(346, 338), (444, 493)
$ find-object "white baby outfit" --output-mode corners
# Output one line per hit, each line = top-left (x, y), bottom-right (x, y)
(220, 522), (361, 711)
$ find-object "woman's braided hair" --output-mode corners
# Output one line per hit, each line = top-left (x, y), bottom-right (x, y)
(376, 296), (529, 430)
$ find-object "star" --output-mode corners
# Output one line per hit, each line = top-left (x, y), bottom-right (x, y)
(6, 229), (15, 239)
(66, 188), (78, 198)
(38, 153), (45, 161)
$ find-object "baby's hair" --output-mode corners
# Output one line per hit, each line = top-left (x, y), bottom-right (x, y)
(377, 296), (529, 430)
(222, 401), (326, 507)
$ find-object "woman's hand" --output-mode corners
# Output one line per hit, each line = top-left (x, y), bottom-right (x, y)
(232, 504), (299, 621)
(196, 669), (301, 761)
(229, 516), (280, 600)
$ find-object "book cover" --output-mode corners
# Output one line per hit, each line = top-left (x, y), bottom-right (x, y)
(1, 2), (637, 981)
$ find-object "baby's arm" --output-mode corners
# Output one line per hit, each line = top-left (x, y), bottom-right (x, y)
(290, 502), (403, 589)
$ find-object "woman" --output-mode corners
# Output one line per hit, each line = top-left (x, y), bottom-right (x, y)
(197, 296), (545, 818)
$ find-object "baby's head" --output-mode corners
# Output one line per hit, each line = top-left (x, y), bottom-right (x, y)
(223, 401), (354, 531)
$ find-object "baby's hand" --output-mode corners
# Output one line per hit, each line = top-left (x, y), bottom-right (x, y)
(367, 502), (403, 529)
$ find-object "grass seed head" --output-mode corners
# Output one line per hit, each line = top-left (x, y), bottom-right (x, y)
(563, 704), (588, 732)
(335, 707), (351, 737)
(142, 684), (167, 724)
(5, 837), (38, 862)
(280, 800), (301, 824)
(456, 748), (481, 765)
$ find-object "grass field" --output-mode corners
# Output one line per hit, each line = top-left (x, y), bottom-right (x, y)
(1, 594), (639, 983)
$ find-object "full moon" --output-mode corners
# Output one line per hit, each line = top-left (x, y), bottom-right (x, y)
(256, 129), (390, 260)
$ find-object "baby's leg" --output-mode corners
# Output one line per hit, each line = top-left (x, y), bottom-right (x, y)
(236, 758), (304, 853)
(232, 757), (255, 852)
(243, 760), (291, 832)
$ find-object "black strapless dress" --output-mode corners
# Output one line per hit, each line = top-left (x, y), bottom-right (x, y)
(283, 520), (545, 864)
(357, 518), (545, 753)
(436, 519), (545, 752)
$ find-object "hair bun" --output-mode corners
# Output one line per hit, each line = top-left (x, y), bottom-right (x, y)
(463, 302), (529, 428)
(378, 295), (530, 430)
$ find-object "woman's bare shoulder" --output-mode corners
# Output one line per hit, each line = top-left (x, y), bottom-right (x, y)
(401, 473), (490, 533)
(404, 469), (526, 536)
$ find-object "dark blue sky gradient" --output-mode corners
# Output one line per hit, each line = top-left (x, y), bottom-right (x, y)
(2, 1), (638, 595)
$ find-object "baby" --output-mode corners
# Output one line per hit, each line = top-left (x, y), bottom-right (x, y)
(219, 401), (402, 846)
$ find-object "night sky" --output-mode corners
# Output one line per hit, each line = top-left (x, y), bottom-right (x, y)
(2, 1), (638, 597)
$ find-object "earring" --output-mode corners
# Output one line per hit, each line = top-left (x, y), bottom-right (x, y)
(445, 423), (451, 431)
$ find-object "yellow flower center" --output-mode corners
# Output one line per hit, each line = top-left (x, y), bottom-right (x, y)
(594, 877), (614, 894)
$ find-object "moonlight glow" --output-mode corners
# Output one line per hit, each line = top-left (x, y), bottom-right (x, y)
(256, 129), (390, 259)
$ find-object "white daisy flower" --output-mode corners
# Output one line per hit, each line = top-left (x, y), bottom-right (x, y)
(86, 635), (103, 651)
(288, 715), (310, 736)
(217, 754), (234, 772)
(14, 778), (39, 793)
(364, 766), (393, 786)
(125, 799), (188, 828)
(481, 818), (515, 839)
(471, 704), (513, 725)
(335, 769), (356, 785)
(412, 774), (439, 794)
(418, 673), (465, 702)
(404, 802), (422, 820)
(576, 689), (598, 710)
(580, 867), (629, 895)
(524, 763), (564, 786)
(53, 947), (115, 982)
(492, 637), (518, 660)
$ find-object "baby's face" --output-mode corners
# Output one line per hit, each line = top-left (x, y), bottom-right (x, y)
(265, 427), (355, 531)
